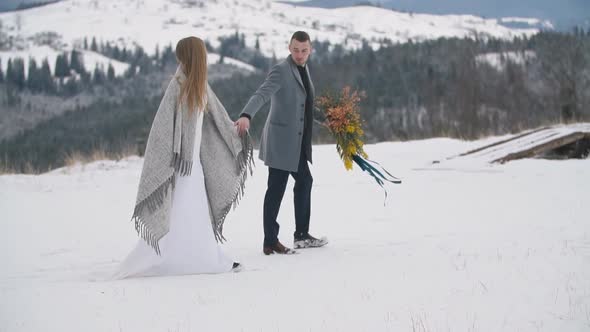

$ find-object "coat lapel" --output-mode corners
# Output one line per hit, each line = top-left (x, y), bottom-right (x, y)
(288, 56), (306, 93)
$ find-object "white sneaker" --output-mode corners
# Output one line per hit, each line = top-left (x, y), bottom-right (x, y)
(293, 234), (328, 249)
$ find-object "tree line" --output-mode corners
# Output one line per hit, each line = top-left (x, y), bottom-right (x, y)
(0, 31), (273, 99)
(1, 29), (589, 173)
(0, 37), (182, 99)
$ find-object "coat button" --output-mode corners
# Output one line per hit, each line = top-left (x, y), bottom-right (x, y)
(298, 132), (302, 135)
(301, 103), (304, 107)
(300, 118), (303, 121)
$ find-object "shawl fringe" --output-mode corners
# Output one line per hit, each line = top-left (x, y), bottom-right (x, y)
(211, 134), (255, 242)
(171, 152), (193, 176)
(132, 173), (175, 218)
(130, 173), (176, 255)
(132, 214), (163, 255)
(131, 151), (193, 255)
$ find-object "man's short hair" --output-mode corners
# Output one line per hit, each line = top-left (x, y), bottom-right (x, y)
(290, 31), (311, 43)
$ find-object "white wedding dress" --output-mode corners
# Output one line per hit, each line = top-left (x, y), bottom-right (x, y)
(113, 109), (234, 279)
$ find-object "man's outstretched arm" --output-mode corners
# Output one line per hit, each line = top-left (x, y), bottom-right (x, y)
(235, 65), (282, 136)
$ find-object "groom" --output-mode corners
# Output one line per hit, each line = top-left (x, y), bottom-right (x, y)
(235, 31), (328, 255)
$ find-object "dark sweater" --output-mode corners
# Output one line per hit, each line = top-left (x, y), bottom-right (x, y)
(296, 64), (313, 161)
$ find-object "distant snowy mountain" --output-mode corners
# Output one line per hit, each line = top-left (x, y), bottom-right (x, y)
(286, 0), (587, 30)
(0, 0), (544, 67)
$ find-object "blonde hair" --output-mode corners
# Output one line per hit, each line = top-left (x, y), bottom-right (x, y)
(175, 36), (208, 113)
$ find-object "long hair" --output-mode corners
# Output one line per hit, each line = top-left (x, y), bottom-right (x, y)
(175, 36), (208, 113)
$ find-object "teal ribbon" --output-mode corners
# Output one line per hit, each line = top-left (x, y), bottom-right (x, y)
(352, 154), (401, 204)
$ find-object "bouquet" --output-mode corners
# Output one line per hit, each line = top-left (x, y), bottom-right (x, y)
(315, 86), (401, 199)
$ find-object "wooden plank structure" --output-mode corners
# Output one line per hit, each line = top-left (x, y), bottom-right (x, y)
(450, 123), (590, 164)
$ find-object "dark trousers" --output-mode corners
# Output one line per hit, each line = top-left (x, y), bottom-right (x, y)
(263, 150), (313, 246)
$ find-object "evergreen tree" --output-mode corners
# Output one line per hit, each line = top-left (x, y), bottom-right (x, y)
(39, 58), (54, 93)
(252, 37), (265, 69)
(91, 37), (98, 52)
(70, 49), (85, 74)
(54, 53), (70, 78)
(83, 37), (88, 50)
(121, 47), (129, 62)
(113, 45), (121, 60)
(161, 44), (175, 67)
(93, 64), (105, 84)
(6, 58), (13, 85)
(107, 63), (115, 81)
(27, 58), (39, 92)
(138, 57), (152, 75)
(80, 69), (91, 87)
(10, 58), (25, 90)
(0, 59), (4, 83)
(133, 47), (145, 62)
(124, 64), (136, 78)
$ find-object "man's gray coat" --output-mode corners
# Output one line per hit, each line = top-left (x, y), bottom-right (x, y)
(241, 55), (315, 172)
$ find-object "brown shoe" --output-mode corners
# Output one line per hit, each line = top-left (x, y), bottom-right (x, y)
(263, 241), (297, 255)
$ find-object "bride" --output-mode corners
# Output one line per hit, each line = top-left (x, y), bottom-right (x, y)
(113, 36), (253, 278)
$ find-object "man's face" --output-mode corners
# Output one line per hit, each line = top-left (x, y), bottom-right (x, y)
(289, 39), (312, 66)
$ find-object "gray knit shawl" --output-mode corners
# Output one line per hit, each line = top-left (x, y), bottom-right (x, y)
(131, 66), (254, 254)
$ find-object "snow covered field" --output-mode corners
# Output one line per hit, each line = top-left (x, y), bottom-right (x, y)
(1, 138), (589, 331)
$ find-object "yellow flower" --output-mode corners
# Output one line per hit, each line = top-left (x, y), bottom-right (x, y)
(344, 158), (353, 170)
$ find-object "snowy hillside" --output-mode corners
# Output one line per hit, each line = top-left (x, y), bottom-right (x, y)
(0, 47), (255, 78)
(1, 138), (589, 331)
(475, 50), (536, 70)
(0, 0), (543, 63)
(0, 45), (131, 77)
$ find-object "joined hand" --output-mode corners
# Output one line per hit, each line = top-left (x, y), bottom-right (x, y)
(235, 117), (250, 137)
